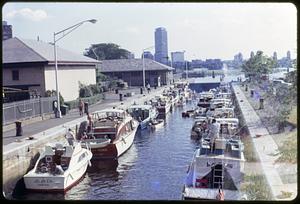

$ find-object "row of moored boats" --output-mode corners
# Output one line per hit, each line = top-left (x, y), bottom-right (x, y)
(182, 82), (245, 200)
(23, 81), (194, 192)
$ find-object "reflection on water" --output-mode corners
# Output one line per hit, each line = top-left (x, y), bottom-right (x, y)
(17, 103), (198, 200)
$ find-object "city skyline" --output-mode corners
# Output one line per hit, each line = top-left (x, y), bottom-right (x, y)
(2, 2), (297, 60)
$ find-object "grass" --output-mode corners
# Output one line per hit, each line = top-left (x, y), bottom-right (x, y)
(275, 130), (297, 164)
(287, 106), (297, 126)
(240, 174), (273, 200)
(241, 136), (259, 162)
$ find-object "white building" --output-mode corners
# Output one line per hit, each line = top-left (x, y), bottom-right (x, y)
(3, 37), (98, 101)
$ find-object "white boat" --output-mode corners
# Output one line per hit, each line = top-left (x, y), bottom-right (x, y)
(127, 104), (158, 129)
(79, 108), (139, 159)
(24, 142), (92, 192)
(182, 134), (245, 200)
(197, 92), (214, 108)
(149, 118), (165, 130)
(156, 96), (172, 115)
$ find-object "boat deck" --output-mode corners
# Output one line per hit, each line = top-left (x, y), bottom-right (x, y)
(183, 186), (241, 200)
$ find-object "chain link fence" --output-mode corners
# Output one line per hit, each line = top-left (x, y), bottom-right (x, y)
(3, 96), (56, 125)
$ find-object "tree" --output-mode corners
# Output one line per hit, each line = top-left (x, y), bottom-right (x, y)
(242, 51), (275, 80)
(84, 43), (132, 60)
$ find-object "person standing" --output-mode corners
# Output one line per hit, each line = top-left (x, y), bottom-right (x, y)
(78, 99), (84, 116)
(147, 83), (151, 93)
(208, 118), (220, 153)
(65, 128), (75, 146)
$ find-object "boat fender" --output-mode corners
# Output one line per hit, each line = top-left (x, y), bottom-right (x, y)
(88, 160), (92, 167)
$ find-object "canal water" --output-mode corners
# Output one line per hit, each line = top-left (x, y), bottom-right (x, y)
(16, 102), (199, 200)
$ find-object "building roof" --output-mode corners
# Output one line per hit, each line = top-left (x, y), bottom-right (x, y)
(3, 37), (99, 65)
(99, 58), (174, 72)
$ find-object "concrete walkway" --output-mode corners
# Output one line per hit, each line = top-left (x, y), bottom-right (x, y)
(232, 83), (297, 200)
(3, 86), (167, 149)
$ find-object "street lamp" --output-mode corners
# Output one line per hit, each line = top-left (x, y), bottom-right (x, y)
(182, 50), (188, 79)
(53, 19), (97, 118)
(142, 46), (154, 88)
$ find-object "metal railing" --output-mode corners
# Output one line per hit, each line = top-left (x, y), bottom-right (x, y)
(2, 96), (56, 125)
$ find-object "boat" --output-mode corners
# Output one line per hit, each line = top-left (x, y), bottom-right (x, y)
(23, 142), (92, 192)
(182, 129), (245, 200)
(206, 107), (235, 118)
(78, 108), (139, 159)
(127, 104), (158, 129)
(190, 117), (209, 140)
(149, 118), (165, 130)
(197, 92), (214, 108)
(176, 96), (186, 107)
(155, 96), (172, 115)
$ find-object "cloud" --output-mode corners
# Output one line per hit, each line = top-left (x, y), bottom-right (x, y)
(5, 8), (48, 22)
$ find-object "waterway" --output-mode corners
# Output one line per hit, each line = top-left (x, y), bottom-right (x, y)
(15, 102), (199, 200)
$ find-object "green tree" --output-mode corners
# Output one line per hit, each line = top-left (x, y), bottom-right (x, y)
(84, 43), (131, 60)
(242, 51), (274, 81)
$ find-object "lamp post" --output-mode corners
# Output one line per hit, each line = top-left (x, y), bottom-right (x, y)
(53, 19), (97, 118)
(142, 46), (154, 88)
(182, 50), (188, 79)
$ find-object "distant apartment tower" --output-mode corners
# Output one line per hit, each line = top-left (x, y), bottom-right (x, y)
(154, 27), (168, 65)
(287, 50), (291, 60)
(171, 51), (185, 63)
(2, 21), (12, 40)
(250, 51), (254, 58)
(273, 51), (277, 61)
(142, 51), (154, 60)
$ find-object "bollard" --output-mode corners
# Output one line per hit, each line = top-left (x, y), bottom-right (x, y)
(115, 89), (119, 94)
(15, 121), (23, 136)
(259, 98), (264, 109)
(119, 93), (123, 101)
(250, 89), (254, 97)
(140, 87), (143, 94)
(245, 84), (248, 92)
(84, 102), (89, 114)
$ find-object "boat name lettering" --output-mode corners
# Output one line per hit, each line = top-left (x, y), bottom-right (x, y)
(34, 179), (53, 184)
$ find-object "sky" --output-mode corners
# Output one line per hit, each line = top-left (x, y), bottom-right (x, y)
(2, 2), (297, 61)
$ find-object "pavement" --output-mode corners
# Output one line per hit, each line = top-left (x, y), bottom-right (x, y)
(232, 83), (297, 200)
(2, 86), (166, 146)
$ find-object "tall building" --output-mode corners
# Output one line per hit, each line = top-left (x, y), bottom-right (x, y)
(250, 51), (254, 58)
(2, 21), (12, 40)
(287, 50), (291, 60)
(171, 51), (185, 63)
(142, 51), (154, 60)
(273, 51), (277, 61)
(154, 27), (168, 65)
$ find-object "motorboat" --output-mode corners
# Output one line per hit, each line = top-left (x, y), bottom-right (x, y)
(182, 133), (245, 200)
(155, 96), (172, 115)
(23, 142), (92, 192)
(197, 92), (214, 108)
(149, 118), (165, 130)
(127, 104), (158, 129)
(190, 117), (209, 140)
(206, 108), (235, 118)
(78, 108), (139, 159)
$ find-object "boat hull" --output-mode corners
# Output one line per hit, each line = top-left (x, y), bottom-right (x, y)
(24, 153), (91, 192)
(90, 125), (138, 159)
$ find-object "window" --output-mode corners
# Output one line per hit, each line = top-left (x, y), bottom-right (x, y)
(12, 70), (19, 80)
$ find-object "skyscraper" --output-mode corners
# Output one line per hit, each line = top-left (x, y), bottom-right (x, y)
(154, 27), (168, 65)
(287, 50), (291, 60)
(250, 51), (254, 58)
(273, 51), (277, 61)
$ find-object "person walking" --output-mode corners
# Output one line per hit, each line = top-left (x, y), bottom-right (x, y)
(65, 128), (76, 146)
(208, 118), (220, 153)
(147, 83), (151, 94)
(78, 99), (84, 116)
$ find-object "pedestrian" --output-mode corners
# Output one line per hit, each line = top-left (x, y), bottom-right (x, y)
(87, 114), (93, 133)
(65, 128), (75, 146)
(147, 83), (151, 93)
(78, 99), (84, 116)
(208, 118), (220, 153)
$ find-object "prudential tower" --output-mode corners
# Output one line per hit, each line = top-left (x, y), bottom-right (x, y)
(154, 27), (168, 65)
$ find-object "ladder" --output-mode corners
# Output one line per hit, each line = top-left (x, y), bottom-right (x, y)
(213, 164), (224, 189)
